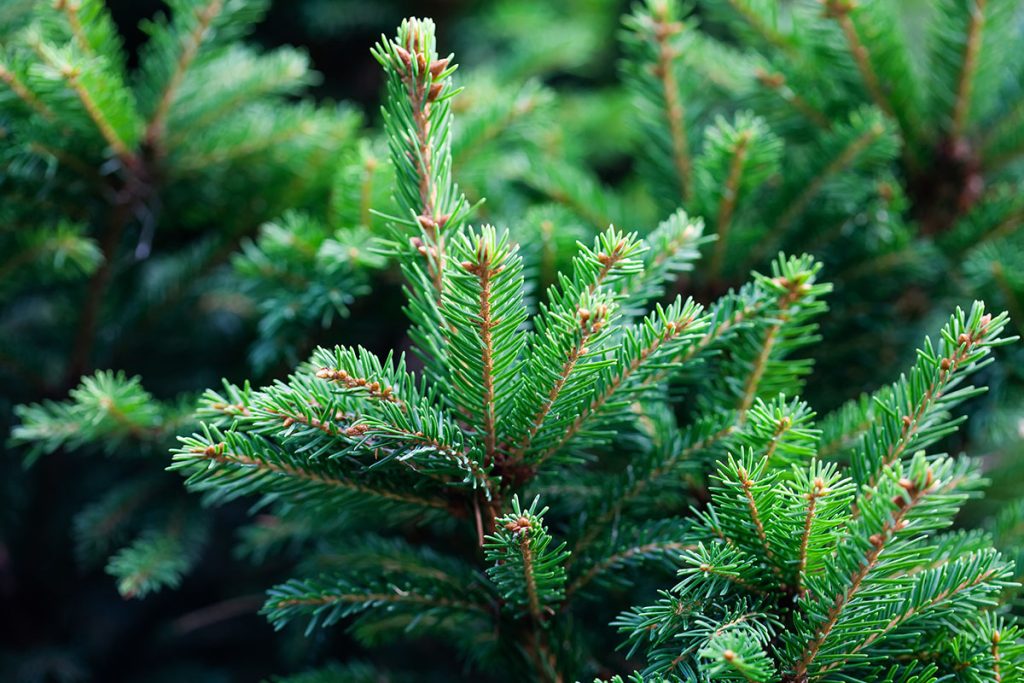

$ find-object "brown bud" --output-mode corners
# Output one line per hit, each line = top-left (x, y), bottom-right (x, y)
(394, 46), (412, 67)
(940, 358), (951, 371)
(427, 81), (444, 101)
(282, 417), (294, 428)
(722, 650), (736, 662)
(429, 57), (450, 78)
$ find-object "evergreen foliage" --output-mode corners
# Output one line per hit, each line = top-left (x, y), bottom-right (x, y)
(159, 17), (1024, 681)
(617, 0), (1024, 440)
(6, 1), (1024, 681)
(0, 0), (358, 388)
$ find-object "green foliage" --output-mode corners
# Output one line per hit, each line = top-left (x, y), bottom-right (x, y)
(485, 496), (570, 619)
(161, 16), (1024, 681)
(0, 0), (358, 393)
(617, 305), (1021, 681)
(11, 371), (207, 598)
(7, 1), (1024, 681)
(619, 0), (1024, 419)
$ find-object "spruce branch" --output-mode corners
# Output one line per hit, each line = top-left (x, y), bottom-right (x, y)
(172, 424), (450, 512)
(622, 0), (694, 203)
(792, 455), (980, 679)
(35, 43), (139, 160)
(753, 67), (831, 129)
(692, 113), (782, 282)
(532, 295), (707, 467)
(145, 0), (225, 148)
(951, 0), (987, 139)
(506, 228), (644, 465)
(263, 573), (492, 637)
(485, 496), (570, 621)
(618, 209), (709, 313)
(0, 60), (54, 118)
(650, 1), (691, 201)
(822, 0), (899, 127)
(849, 302), (1013, 489)
(443, 227), (528, 463)
(372, 17), (465, 299)
(751, 110), (894, 265)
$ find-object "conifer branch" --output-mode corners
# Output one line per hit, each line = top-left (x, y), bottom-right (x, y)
(722, 0), (793, 54)
(754, 68), (830, 129)
(793, 470), (943, 678)
(951, 0), (987, 139)
(795, 479), (824, 597)
(57, 0), (95, 57)
(373, 19), (463, 300)
(823, 0), (897, 124)
(477, 261), (498, 457)
(146, 0), (224, 147)
(759, 118), (886, 255)
(737, 465), (777, 573)
(533, 302), (705, 467)
(567, 541), (695, 598)
(485, 497), (569, 621)
(650, 4), (692, 202)
(176, 436), (448, 510)
(0, 63), (55, 119)
(827, 565), (1000, 674)
(710, 130), (750, 278)
(49, 56), (134, 161)
(858, 307), (1004, 492)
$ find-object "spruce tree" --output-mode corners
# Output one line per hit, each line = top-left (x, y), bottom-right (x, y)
(162, 17), (1024, 681)
(1, 0), (363, 602)
(617, 0), (1024, 454)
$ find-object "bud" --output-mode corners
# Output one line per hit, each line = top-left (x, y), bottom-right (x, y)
(429, 57), (450, 78)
